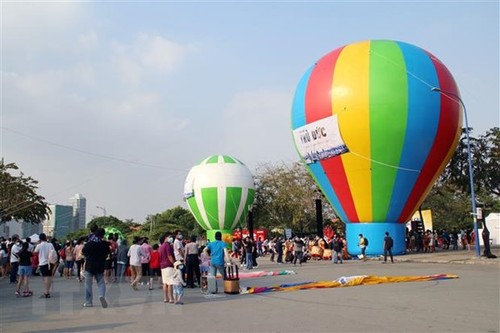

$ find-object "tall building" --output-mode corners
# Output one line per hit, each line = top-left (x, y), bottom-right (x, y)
(70, 193), (87, 230)
(43, 205), (73, 239)
(0, 220), (42, 239)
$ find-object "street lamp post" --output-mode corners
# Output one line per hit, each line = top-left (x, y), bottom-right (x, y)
(96, 206), (107, 217)
(431, 87), (481, 257)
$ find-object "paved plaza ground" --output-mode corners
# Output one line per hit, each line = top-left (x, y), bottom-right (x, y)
(1, 248), (499, 333)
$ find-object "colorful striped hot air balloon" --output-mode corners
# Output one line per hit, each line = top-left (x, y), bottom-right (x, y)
(291, 40), (462, 255)
(184, 155), (255, 244)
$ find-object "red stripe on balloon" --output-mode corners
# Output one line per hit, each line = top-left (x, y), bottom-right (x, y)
(305, 47), (343, 122)
(322, 158), (359, 221)
(305, 47), (359, 222)
(398, 53), (461, 222)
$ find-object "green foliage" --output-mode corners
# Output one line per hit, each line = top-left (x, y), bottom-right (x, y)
(423, 127), (500, 231)
(127, 206), (201, 245)
(252, 162), (337, 234)
(64, 228), (89, 242)
(0, 160), (51, 224)
(87, 216), (131, 235)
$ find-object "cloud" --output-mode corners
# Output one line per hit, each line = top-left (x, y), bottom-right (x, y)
(221, 89), (297, 169)
(111, 33), (191, 85)
(78, 31), (99, 50)
(2, 2), (85, 58)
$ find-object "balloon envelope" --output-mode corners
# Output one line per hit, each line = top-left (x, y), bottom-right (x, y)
(184, 155), (255, 232)
(291, 40), (462, 254)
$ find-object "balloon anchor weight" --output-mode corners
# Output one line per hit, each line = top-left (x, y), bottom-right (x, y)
(224, 263), (240, 294)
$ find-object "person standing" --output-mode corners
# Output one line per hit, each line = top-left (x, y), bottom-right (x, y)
(33, 233), (55, 298)
(0, 243), (8, 279)
(9, 234), (22, 284)
(332, 235), (343, 264)
(16, 241), (33, 297)
(64, 241), (75, 279)
(116, 239), (129, 283)
(172, 261), (186, 304)
(82, 228), (110, 308)
(358, 234), (367, 261)
(293, 237), (305, 266)
(276, 237), (284, 264)
(184, 235), (201, 288)
(173, 233), (185, 278)
(73, 238), (85, 282)
(159, 234), (175, 303)
(140, 238), (152, 284)
(383, 232), (394, 263)
(128, 237), (146, 290)
(204, 231), (228, 290)
(243, 237), (254, 270)
(148, 243), (161, 290)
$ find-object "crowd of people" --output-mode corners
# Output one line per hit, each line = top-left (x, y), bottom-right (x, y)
(405, 228), (476, 253)
(0, 226), (476, 307)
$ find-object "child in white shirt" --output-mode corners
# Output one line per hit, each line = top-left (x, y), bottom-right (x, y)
(172, 261), (186, 304)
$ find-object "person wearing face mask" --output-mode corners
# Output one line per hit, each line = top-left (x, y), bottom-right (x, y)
(173, 232), (185, 279)
(9, 235), (22, 284)
(159, 234), (175, 303)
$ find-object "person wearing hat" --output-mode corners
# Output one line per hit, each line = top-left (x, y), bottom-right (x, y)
(9, 234), (22, 284)
(172, 260), (186, 304)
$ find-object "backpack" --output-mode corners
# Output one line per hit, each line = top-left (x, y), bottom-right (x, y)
(58, 247), (66, 260)
(364, 238), (369, 246)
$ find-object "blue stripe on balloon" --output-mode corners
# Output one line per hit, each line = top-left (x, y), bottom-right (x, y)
(291, 65), (314, 129)
(386, 42), (441, 221)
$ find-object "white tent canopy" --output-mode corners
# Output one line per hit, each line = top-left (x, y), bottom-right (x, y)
(27, 233), (39, 243)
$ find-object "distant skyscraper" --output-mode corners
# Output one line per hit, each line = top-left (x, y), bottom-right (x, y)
(70, 193), (87, 230)
(44, 205), (73, 239)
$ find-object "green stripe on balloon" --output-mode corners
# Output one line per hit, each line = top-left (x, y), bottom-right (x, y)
(370, 40), (408, 220)
(206, 155), (219, 164)
(187, 199), (208, 230)
(201, 187), (219, 229)
(225, 187), (242, 227)
(223, 155), (237, 163)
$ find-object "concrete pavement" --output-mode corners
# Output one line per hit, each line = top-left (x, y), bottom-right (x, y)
(372, 246), (500, 265)
(1, 249), (498, 333)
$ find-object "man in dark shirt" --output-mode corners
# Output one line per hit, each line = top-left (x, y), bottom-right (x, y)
(383, 232), (394, 264)
(82, 228), (110, 308)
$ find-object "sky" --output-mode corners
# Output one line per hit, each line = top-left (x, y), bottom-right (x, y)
(1, 1), (499, 224)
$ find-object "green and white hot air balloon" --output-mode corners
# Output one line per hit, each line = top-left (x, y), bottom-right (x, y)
(184, 155), (255, 244)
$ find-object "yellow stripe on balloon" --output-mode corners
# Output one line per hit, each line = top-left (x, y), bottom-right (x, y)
(333, 41), (372, 221)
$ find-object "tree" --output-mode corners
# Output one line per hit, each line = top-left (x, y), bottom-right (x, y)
(423, 127), (500, 231)
(439, 127), (499, 197)
(137, 206), (201, 242)
(0, 160), (50, 224)
(478, 127), (500, 197)
(87, 216), (134, 235)
(252, 162), (336, 234)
